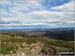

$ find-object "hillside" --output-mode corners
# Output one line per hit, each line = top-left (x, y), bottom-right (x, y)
(0, 32), (74, 55)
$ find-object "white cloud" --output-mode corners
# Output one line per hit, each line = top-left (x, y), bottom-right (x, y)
(0, 0), (75, 29)
(51, 1), (74, 12)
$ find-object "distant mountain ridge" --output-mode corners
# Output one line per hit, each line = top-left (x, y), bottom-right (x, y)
(0, 27), (74, 31)
(1, 27), (74, 41)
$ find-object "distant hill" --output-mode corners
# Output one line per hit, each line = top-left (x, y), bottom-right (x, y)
(1, 27), (74, 41)
(44, 29), (74, 41)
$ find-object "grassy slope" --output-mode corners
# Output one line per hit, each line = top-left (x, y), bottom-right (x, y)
(0, 33), (74, 54)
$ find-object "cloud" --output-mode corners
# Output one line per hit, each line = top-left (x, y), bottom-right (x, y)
(51, 0), (74, 12)
(0, 0), (75, 29)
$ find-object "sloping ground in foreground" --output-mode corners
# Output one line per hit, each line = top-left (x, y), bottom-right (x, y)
(0, 33), (74, 55)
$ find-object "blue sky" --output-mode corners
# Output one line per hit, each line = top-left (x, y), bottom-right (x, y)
(0, 0), (75, 29)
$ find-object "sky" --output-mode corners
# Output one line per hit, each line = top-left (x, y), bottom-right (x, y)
(0, 0), (75, 30)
